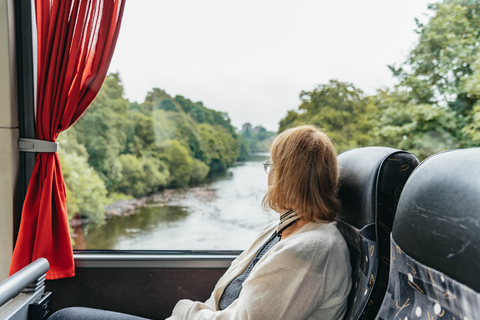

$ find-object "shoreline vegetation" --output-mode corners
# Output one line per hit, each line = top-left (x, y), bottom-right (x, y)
(104, 153), (270, 218)
(71, 156), (271, 251)
(58, 72), (275, 233)
(104, 191), (173, 217)
(72, 184), (222, 249)
(67, 0), (480, 242)
(104, 186), (218, 217)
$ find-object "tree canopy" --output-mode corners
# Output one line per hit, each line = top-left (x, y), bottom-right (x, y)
(278, 80), (375, 153)
(61, 0), (480, 231)
(278, 0), (480, 159)
(238, 123), (275, 155)
(58, 73), (248, 225)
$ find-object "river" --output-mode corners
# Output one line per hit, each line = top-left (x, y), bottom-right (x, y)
(80, 155), (277, 251)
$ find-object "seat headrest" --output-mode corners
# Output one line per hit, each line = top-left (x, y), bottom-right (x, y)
(392, 148), (480, 292)
(337, 147), (417, 229)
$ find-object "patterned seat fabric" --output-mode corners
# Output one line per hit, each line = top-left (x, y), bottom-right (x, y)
(377, 237), (480, 320)
(335, 221), (377, 320)
(336, 147), (418, 320)
(376, 148), (480, 320)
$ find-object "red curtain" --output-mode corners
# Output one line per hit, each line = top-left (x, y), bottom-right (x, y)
(10, 0), (126, 280)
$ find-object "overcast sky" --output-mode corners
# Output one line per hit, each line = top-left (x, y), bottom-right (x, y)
(108, 0), (438, 131)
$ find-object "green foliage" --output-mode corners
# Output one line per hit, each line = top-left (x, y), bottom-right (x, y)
(463, 54), (480, 145)
(365, 0), (480, 159)
(116, 154), (145, 197)
(238, 123), (275, 154)
(157, 99), (178, 112)
(73, 73), (129, 192)
(152, 109), (176, 143)
(57, 129), (108, 223)
(163, 140), (194, 187)
(278, 80), (376, 153)
(63, 71), (252, 231)
(162, 111), (206, 161)
(125, 110), (155, 156)
(60, 0), (480, 237)
(236, 135), (250, 161)
(174, 95), (235, 133)
(461, 106), (480, 145)
(142, 88), (176, 114)
(276, 0), (480, 159)
(372, 89), (460, 160)
(198, 124), (239, 171)
(117, 154), (169, 197)
(390, 0), (480, 114)
(191, 159), (210, 184)
(465, 54), (480, 98)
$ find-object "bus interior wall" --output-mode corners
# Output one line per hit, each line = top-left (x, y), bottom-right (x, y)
(45, 267), (226, 319)
(0, 0), (18, 281)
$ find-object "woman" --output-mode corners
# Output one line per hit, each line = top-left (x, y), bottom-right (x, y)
(167, 125), (351, 319)
(50, 125), (352, 320)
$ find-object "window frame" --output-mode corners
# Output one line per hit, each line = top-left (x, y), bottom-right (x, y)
(14, 0), (36, 244)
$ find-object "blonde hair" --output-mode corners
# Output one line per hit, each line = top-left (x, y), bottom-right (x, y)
(262, 125), (340, 221)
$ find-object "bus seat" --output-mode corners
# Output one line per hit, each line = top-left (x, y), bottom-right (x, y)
(376, 148), (480, 319)
(0, 258), (50, 320)
(336, 147), (418, 320)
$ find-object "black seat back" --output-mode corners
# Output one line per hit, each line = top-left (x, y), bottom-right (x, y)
(336, 147), (418, 320)
(376, 148), (480, 319)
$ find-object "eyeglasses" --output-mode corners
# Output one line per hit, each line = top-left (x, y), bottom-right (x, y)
(263, 160), (273, 174)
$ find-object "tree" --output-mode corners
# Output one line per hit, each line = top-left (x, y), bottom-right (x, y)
(238, 124), (275, 153)
(390, 0), (480, 115)
(236, 135), (250, 161)
(461, 105), (480, 145)
(73, 73), (129, 191)
(163, 140), (194, 187)
(163, 111), (206, 161)
(57, 128), (108, 223)
(462, 54), (480, 146)
(278, 80), (375, 153)
(198, 124), (239, 171)
(142, 88), (177, 115)
(190, 159), (210, 184)
(372, 89), (460, 160)
(67, 73), (254, 202)
(125, 110), (155, 156)
(369, 0), (480, 157)
(117, 154), (169, 196)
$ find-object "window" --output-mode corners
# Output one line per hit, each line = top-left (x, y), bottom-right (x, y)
(59, 0), (478, 251)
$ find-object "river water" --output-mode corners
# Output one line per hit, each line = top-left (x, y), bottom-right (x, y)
(82, 155), (277, 251)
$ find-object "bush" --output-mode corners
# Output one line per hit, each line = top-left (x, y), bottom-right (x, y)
(57, 130), (108, 224)
(191, 159), (210, 184)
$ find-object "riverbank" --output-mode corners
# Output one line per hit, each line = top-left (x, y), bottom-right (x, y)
(104, 187), (218, 217)
(103, 155), (270, 218)
(81, 159), (274, 250)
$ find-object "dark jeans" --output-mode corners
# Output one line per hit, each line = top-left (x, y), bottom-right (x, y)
(49, 307), (151, 320)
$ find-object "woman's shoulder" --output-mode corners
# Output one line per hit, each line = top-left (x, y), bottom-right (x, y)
(259, 220), (278, 234)
(294, 220), (345, 245)
(247, 220), (351, 285)
(278, 220), (349, 262)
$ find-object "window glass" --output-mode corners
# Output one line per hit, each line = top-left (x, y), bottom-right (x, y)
(58, 0), (480, 251)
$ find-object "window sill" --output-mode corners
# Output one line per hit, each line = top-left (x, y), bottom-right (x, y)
(73, 251), (240, 268)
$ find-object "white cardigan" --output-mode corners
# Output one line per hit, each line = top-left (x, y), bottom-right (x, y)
(167, 220), (352, 320)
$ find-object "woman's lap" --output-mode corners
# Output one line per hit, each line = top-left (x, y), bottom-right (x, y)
(49, 307), (151, 320)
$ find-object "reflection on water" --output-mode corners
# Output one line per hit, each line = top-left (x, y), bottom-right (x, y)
(82, 155), (276, 251)
(83, 206), (189, 249)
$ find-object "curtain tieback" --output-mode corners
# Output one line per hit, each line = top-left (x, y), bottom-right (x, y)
(18, 138), (58, 153)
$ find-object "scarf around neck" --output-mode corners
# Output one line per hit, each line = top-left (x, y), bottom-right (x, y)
(277, 210), (300, 236)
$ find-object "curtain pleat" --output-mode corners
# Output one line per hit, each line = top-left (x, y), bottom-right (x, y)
(10, 0), (126, 280)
